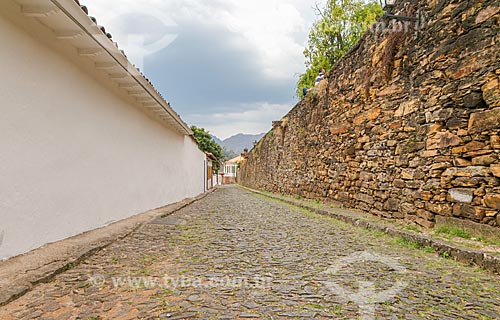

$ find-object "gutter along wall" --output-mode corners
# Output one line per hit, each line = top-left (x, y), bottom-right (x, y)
(0, 0), (205, 260)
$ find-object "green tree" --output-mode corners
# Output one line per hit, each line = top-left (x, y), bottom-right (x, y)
(296, 0), (383, 97)
(191, 126), (224, 172)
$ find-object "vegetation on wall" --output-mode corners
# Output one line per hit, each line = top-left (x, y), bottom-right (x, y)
(191, 126), (224, 171)
(296, 0), (383, 97)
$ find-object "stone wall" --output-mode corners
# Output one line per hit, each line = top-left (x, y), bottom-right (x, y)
(240, 0), (500, 228)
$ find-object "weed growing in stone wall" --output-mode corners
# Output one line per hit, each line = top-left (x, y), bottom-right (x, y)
(381, 26), (408, 82)
(379, 1), (421, 82)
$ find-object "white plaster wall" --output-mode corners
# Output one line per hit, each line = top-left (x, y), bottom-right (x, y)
(0, 7), (205, 260)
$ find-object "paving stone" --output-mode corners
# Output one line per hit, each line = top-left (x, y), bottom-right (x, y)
(242, 301), (260, 309)
(0, 186), (499, 319)
(169, 312), (198, 319)
(239, 313), (260, 318)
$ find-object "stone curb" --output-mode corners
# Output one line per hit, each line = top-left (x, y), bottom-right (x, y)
(240, 185), (500, 274)
(0, 188), (216, 307)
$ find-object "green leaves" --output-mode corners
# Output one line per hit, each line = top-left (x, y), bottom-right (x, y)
(296, 0), (383, 97)
(190, 126), (224, 171)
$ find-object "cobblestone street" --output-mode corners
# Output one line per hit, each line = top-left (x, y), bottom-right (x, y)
(1, 186), (499, 319)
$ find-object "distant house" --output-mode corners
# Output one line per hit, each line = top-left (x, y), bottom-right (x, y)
(222, 156), (244, 184)
(0, 0), (207, 260)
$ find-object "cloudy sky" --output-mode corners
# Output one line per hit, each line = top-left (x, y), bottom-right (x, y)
(85, 0), (325, 139)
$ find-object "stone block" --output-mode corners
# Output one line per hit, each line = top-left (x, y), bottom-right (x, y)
(452, 141), (485, 154)
(475, 6), (500, 24)
(396, 142), (425, 155)
(384, 198), (399, 211)
(401, 169), (414, 180)
(491, 164), (500, 177)
(449, 61), (479, 80)
(473, 206), (487, 220)
(353, 114), (366, 126)
(379, 183), (391, 191)
(358, 135), (370, 143)
(451, 177), (482, 187)
(389, 121), (402, 130)
(367, 108), (382, 121)
(406, 180), (424, 189)
(465, 149), (494, 158)
(419, 191), (433, 201)
(336, 192), (350, 202)
(356, 193), (375, 205)
(417, 209), (435, 221)
(420, 150), (438, 158)
(430, 162), (451, 170)
(393, 179), (406, 188)
(454, 158), (472, 167)
(415, 217), (435, 228)
(442, 166), (491, 177)
(359, 171), (374, 181)
(377, 85), (404, 97)
(486, 209), (498, 217)
(415, 201), (425, 209)
(484, 194), (500, 210)
(395, 156), (409, 167)
(402, 188), (418, 199)
(432, 108), (454, 122)
(428, 123), (443, 135)
(472, 154), (497, 166)
(409, 158), (426, 169)
(447, 188), (474, 203)
(387, 140), (397, 147)
(395, 99), (420, 117)
(401, 202), (417, 215)
(452, 203), (476, 218)
(330, 125), (348, 135)
(357, 202), (372, 212)
(482, 77), (500, 108)
(422, 179), (441, 191)
(491, 135), (500, 149)
(446, 117), (465, 130)
(426, 132), (462, 150)
(426, 202), (452, 216)
(374, 201), (384, 211)
(414, 170), (426, 181)
(468, 107), (500, 133)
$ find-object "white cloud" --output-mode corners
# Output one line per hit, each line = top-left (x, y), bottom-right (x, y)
(186, 103), (291, 139)
(82, 0), (325, 137)
(84, 0), (321, 79)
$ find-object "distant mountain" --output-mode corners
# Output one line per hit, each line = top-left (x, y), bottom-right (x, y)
(211, 133), (265, 156)
(211, 135), (223, 146)
(223, 133), (265, 154)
